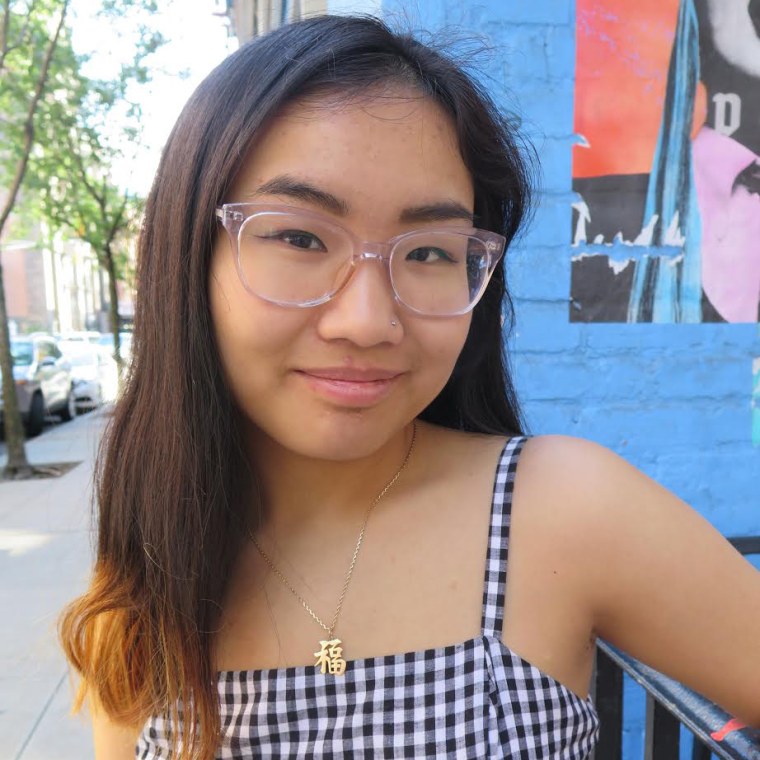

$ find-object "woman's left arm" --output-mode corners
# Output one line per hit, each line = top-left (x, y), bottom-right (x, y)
(539, 437), (760, 726)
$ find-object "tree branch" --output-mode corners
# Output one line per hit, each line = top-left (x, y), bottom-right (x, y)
(65, 128), (102, 205)
(0, 0), (69, 237)
(0, 0), (39, 72)
(0, 0), (10, 73)
(105, 189), (129, 247)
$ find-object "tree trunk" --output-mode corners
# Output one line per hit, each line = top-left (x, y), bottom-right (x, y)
(0, 1), (69, 478)
(0, 247), (31, 478)
(104, 244), (123, 382)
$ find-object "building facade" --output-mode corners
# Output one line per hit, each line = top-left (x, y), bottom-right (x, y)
(1, 222), (131, 337)
(226, 0), (326, 42)
(225, 0), (381, 43)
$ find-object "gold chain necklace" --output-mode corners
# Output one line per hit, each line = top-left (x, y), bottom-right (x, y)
(249, 422), (417, 677)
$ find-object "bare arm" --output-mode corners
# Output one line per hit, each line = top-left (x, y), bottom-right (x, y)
(527, 436), (760, 726)
(90, 700), (142, 760)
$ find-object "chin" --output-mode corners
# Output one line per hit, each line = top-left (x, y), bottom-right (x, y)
(246, 409), (409, 462)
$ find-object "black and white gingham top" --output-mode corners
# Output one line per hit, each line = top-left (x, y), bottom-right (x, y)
(137, 437), (600, 758)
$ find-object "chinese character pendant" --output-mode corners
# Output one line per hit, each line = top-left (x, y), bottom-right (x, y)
(314, 637), (347, 676)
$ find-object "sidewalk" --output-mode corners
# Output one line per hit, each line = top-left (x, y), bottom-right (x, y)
(0, 410), (108, 760)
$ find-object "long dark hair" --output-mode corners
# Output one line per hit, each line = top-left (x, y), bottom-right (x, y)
(60, 15), (533, 759)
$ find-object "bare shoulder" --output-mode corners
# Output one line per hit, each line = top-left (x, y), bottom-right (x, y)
(515, 434), (760, 726)
(516, 433), (630, 497)
(503, 433), (628, 551)
(512, 433), (724, 544)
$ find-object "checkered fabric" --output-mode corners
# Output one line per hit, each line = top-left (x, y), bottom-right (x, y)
(137, 436), (600, 758)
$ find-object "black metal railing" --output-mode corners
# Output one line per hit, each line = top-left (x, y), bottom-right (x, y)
(593, 536), (760, 760)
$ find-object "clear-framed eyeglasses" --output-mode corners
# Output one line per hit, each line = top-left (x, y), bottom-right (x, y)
(215, 203), (506, 317)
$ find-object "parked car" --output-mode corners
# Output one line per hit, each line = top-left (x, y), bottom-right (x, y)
(56, 330), (102, 345)
(58, 341), (119, 410)
(0, 335), (76, 436)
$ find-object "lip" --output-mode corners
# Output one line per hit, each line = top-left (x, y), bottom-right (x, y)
(295, 367), (404, 406)
(300, 367), (403, 381)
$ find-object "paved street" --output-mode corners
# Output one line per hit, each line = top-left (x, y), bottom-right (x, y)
(0, 409), (106, 759)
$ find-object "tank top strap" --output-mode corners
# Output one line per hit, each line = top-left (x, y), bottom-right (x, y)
(480, 435), (529, 638)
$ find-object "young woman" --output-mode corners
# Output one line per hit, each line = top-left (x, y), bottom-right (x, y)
(60, 14), (760, 760)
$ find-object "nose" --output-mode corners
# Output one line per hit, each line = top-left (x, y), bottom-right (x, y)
(315, 252), (402, 347)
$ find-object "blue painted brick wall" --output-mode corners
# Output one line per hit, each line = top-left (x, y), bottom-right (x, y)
(381, 1), (760, 757)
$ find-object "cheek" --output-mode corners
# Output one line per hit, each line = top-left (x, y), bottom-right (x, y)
(415, 317), (471, 384)
(210, 241), (283, 343)
(208, 248), (298, 395)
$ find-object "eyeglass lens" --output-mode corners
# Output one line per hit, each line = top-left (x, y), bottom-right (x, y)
(235, 211), (492, 315)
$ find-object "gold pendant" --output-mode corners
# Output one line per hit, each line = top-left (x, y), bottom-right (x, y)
(314, 637), (347, 676)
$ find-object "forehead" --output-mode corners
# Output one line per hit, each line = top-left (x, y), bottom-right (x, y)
(228, 89), (474, 215)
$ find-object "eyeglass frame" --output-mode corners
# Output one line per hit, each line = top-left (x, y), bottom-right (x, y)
(215, 202), (507, 317)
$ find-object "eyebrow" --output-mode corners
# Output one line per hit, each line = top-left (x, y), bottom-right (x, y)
(248, 174), (474, 225)
(250, 176), (349, 215)
(399, 202), (474, 225)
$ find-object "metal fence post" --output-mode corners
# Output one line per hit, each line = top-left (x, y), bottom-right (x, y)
(595, 648), (623, 759)
(644, 693), (681, 759)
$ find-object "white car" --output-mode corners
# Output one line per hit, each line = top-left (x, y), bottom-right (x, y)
(1, 335), (76, 436)
(56, 330), (102, 344)
(58, 341), (120, 410)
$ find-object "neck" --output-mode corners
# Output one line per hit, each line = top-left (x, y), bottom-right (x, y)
(246, 422), (417, 541)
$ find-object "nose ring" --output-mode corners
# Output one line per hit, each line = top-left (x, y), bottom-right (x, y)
(390, 320), (398, 327)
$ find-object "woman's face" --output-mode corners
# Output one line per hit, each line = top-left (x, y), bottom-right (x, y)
(209, 89), (475, 461)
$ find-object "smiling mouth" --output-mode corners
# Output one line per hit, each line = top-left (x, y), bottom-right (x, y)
(295, 369), (402, 406)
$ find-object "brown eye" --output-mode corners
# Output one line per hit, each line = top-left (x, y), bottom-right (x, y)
(279, 230), (326, 250)
(405, 246), (456, 263)
(256, 229), (327, 251)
